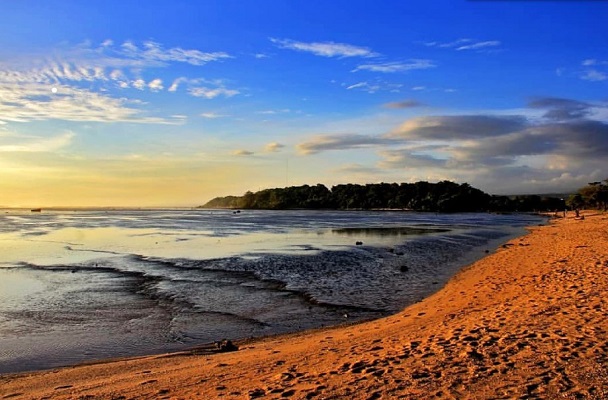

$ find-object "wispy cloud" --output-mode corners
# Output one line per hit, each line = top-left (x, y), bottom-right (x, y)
(423, 39), (471, 48)
(117, 40), (232, 66)
(270, 38), (378, 58)
(0, 82), (179, 124)
(346, 82), (381, 93)
(456, 41), (500, 51)
(256, 109), (291, 115)
(0, 40), (233, 94)
(0, 131), (75, 152)
(581, 59), (608, 67)
(423, 38), (501, 52)
(581, 69), (607, 81)
(168, 77), (187, 92)
(297, 133), (399, 155)
(344, 80), (403, 94)
(200, 112), (228, 119)
(0, 39), (236, 124)
(353, 60), (435, 73)
(579, 59), (608, 82)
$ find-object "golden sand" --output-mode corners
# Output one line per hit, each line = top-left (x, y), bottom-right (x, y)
(1, 212), (607, 399)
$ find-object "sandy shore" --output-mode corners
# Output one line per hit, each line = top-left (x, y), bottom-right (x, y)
(1, 212), (607, 400)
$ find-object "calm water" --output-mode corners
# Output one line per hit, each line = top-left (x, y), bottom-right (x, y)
(0, 209), (544, 374)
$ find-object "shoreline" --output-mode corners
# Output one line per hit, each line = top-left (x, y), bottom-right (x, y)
(1, 212), (607, 399)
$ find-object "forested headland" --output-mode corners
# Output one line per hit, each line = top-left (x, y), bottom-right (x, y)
(200, 181), (570, 213)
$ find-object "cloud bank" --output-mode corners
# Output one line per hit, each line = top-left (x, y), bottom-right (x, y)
(296, 97), (608, 193)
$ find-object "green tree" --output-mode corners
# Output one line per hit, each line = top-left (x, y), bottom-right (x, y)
(566, 193), (585, 211)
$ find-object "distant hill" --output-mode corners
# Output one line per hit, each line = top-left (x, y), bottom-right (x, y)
(200, 181), (565, 213)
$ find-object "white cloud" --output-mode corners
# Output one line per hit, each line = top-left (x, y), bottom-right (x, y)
(343, 80), (403, 94)
(119, 40), (233, 66)
(354, 60), (435, 73)
(132, 79), (146, 90)
(148, 78), (164, 91)
(346, 82), (370, 90)
(200, 112), (228, 119)
(256, 109), (290, 115)
(423, 38), (472, 48)
(581, 69), (607, 81)
(456, 41), (501, 51)
(109, 69), (125, 80)
(270, 38), (378, 58)
(0, 39), (233, 94)
(0, 82), (178, 124)
(0, 39), (235, 125)
(264, 142), (285, 152)
(168, 77), (187, 92)
(582, 59), (608, 67)
(346, 81), (380, 93)
(167, 77), (240, 99)
(424, 39), (501, 52)
(189, 86), (239, 99)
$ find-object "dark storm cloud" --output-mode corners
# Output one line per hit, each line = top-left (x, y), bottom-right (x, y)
(528, 97), (592, 121)
(532, 120), (608, 157)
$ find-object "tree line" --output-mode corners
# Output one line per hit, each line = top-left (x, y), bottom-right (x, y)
(201, 181), (569, 213)
(567, 179), (608, 211)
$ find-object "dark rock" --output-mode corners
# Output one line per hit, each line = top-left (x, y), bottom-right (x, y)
(249, 388), (265, 398)
(215, 339), (238, 352)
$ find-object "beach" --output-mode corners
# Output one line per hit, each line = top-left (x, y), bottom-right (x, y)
(1, 212), (607, 399)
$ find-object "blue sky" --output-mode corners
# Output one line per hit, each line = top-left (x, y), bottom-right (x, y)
(0, 0), (607, 206)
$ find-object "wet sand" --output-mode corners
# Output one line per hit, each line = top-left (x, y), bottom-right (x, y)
(1, 212), (607, 399)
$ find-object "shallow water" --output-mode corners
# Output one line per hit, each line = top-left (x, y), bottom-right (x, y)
(0, 209), (544, 373)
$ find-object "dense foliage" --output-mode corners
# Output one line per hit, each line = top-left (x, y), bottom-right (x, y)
(566, 179), (608, 211)
(201, 181), (567, 213)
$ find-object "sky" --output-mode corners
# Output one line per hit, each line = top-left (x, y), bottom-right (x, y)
(0, 0), (607, 207)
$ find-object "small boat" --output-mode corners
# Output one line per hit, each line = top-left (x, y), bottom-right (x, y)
(30, 208), (42, 212)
